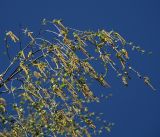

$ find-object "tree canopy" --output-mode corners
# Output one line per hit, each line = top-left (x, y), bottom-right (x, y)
(0, 19), (155, 137)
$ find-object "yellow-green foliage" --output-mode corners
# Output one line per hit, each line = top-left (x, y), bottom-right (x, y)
(0, 19), (155, 137)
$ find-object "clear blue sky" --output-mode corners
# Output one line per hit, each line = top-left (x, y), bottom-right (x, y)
(0, 0), (160, 137)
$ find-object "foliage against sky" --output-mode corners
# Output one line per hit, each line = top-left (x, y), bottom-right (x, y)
(0, 19), (156, 137)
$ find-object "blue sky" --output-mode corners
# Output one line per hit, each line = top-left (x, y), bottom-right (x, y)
(0, 0), (160, 137)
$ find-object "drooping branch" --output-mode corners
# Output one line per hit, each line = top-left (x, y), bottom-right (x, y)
(0, 19), (156, 137)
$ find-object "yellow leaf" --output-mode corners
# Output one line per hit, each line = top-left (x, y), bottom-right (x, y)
(27, 32), (34, 41)
(28, 51), (32, 58)
(114, 32), (126, 45)
(121, 49), (129, 59)
(33, 71), (42, 78)
(19, 50), (25, 59)
(20, 62), (28, 75)
(6, 31), (19, 43)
